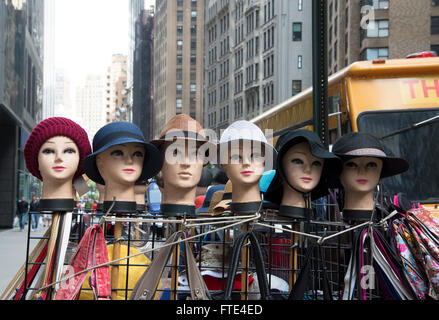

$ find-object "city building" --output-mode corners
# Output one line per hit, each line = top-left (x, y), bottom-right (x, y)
(43, 0), (56, 119)
(203, 0), (312, 135)
(105, 54), (128, 123)
(54, 68), (73, 115)
(153, 0), (205, 138)
(76, 75), (106, 141)
(133, 9), (155, 141)
(0, 0), (44, 228)
(328, 0), (439, 75)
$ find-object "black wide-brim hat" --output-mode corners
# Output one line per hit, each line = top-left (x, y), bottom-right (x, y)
(264, 130), (342, 204)
(83, 122), (163, 185)
(331, 132), (409, 180)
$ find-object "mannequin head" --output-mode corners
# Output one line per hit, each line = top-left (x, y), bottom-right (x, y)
(222, 141), (265, 203)
(150, 114), (213, 206)
(218, 121), (276, 205)
(332, 132), (409, 212)
(84, 121), (163, 204)
(38, 136), (80, 199)
(160, 140), (204, 205)
(24, 117), (91, 200)
(96, 142), (145, 202)
(280, 141), (325, 207)
(264, 130), (342, 210)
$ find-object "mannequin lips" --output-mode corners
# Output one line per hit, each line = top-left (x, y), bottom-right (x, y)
(241, 171), (254, 176)
(356, 179), (368, 185)
(123, 168), (136, 174)
(178, 171), (192, 177)
(301, 177), (313, 183)
(52, 166), (66, 172)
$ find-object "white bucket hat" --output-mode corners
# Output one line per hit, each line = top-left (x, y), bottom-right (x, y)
(218, 120), (277, 171)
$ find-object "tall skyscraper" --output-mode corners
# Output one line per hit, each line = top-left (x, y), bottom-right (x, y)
(328, 0), (439, 75)
(0, 0), (45, 227)
(153, 0), (205, 138)
(105, 54), (128, 123)
(43, 0), (56, 119)
(203, 0), (312, 134)
(133, 9), (155, 140)
(76, 75), (106, 141)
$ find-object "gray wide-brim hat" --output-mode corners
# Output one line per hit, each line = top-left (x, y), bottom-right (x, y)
(83, 121), (163, 185)
(264, 129), (342, 204)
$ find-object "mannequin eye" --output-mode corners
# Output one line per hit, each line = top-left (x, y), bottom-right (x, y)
(110, 150), (124, 156)
(133, 151), (144, 158)
(312, 160), (322, 167)
(366, 162), (378, 168)
(41, 148), (54, 154)
(345, 161), (358, 168)
(230, 154), (241, 161)
(291, 158), (304, 165)
(64, 148), (77, 154)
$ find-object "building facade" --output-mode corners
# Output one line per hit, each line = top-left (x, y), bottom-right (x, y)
(153, 0), (205, 138)
(203, 0), (312, 135)
(328, 0), (439, 75)
(76, 75), (106, 141)
(0, 0), (44, 228)
(133, 9), (155, 141)
(105, 54), (128, 123)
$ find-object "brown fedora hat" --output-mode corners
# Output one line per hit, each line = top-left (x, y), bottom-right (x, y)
(151, 114), (213, 148)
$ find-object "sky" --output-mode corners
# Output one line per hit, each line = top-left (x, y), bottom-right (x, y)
(54, 0), (155, 88)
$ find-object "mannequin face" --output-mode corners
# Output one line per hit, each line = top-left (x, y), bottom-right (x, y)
(96, 143), (145, 186)
(161, 141), (204, 190)
(340, 157), (383, 194)
(38, 136), (80, 182)
(281, 142), (324, 193)
(222, 142), (265, 187)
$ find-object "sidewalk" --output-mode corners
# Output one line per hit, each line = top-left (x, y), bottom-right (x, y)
(0, 222), (49, 296)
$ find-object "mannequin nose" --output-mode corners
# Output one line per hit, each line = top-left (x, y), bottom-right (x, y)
(54, 151), (63, 163)
(303, 163), (311, 174)
(126, 154), (134, 164)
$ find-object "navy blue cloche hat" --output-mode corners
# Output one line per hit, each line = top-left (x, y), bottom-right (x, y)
(83, 122), (163, 185)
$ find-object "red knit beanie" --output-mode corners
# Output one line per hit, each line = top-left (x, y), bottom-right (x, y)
(24, 117), (92, 181)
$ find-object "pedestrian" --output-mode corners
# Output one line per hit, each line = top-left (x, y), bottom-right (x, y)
(17, 195), (29, 231)
(29, 195), (40, 230)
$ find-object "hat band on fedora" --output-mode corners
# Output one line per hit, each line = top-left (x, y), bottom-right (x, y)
(95, 131), (145, 150)
(160, 130), (207, 141)
(344, 148), (386, 157)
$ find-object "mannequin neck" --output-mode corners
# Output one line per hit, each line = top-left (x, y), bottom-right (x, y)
(281, 183), (307, 208)
(41, 179), (75, 200)
(162, 185), (196, 206)
(231, 182), (261, 204)
(343, 190), (375, 211)
(134, 185), (147, 205)
(103, 181), (136, 202)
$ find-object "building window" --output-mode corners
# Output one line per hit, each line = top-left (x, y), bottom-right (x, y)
(177, 40), (183, 50)
(367, 0), (389, 10)
(190, 54), (196, 65)
(177, 0), (183, 6)
(177, 54), (182, 65)
(177, 10), (183, 21)
(176, 84), (183, 95)
(298, 0), (303, 11)
(292, 80), (302, 96)
(190, 84), (196, 93)
(366, 19), (389, 38)
(191, 25), (197, 35)
(431, 45), (439, 55)
(433, 0), (439, 6)
(191, 39), (196, 50)
(298, 55), (302, 69)
(432, 17), (439, 35)
(176, 69), (182, 80)
(177, 25), (183, 36)
(176, 99), (182, 109)
(292, 22), (302, 41)
(361, 47), (388, 61)
(191, 0), (197, 7)
(191, 11), (197, 21)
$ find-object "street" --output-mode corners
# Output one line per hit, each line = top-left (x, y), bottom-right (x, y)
(0, 222), (49, 297)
